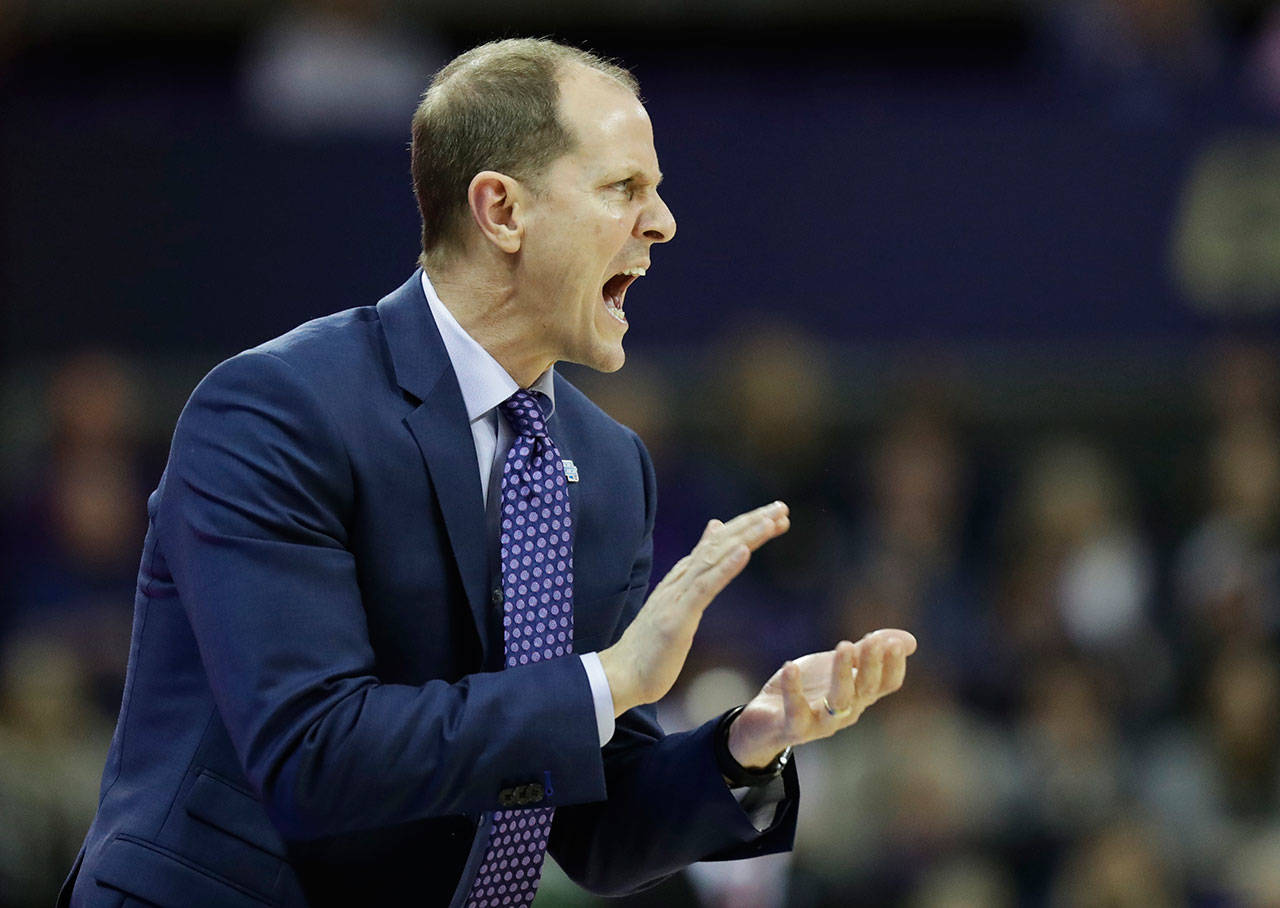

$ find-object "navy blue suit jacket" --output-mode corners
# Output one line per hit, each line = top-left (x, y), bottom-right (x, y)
(65, 273), (798, 907)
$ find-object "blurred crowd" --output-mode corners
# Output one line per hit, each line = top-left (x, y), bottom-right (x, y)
(4, 337), (1280, 907)
(555, 333), (1280, 908)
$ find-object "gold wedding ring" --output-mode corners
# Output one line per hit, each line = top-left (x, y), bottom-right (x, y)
(823, 696), (853, 719)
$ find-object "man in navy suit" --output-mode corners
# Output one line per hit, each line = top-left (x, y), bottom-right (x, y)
(64, 39), (916, 906)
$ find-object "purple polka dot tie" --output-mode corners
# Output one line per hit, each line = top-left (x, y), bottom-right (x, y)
(465, 388), (574, 908)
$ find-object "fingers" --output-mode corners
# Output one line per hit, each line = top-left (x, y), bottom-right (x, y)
(824, 640), (858, 715)
(647, 501), (791, 623)
(711, 501), (789, 556)
(698, 518), (723, 543)
(850, 629), (915, 705)
(694, 542), (750, 604)
(868, 628), (917, 657)
(853, 636), (885, 700)
(881, 641), (907, 695)
(780, 660), (810, 730)
(679, 502), (789, 597)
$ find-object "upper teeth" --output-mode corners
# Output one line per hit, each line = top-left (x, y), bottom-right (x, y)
(620, 267), (646, 277)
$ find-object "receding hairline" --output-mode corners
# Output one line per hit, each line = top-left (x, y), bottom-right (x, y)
(425, 40), (639, 111)
(554, 57), (640, 98)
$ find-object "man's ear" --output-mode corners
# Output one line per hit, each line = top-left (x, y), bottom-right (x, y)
(467, 171), (524, 255)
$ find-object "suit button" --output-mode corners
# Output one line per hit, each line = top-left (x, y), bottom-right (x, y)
(491, 588), (503, 607)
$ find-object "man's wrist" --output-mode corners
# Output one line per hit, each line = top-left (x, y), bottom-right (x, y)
(715, 706), (790, 787)
(595, 646), (637, 718)
(724, 704), (787, 769)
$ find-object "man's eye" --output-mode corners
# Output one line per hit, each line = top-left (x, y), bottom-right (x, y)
(614, 181), (636, 199)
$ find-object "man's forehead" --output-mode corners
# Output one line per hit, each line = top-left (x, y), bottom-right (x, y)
(557, 65), (646, 124)
(557, 60), (638, 99)
(556, 69), (656, 165)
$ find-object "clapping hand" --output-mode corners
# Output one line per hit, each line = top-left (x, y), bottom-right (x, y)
(597, 501), (916, 767)
(725, 630), (917, 768)
(598, 501), (790, 716)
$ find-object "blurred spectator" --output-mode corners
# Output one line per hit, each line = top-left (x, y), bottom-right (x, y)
(0, 631), (112, 908)
(1246, 3), (1280, 116)
(993, 439), (1170, 723)
(1175, 417), (1280, 647)
(659, 323), (844, 675)
(2, 351), (144, 719)
(1019, 440), (1155, 654)
(1199, 340), (1280, 428)
(1045, 816), (1183, 908)
(1174, 341), (1280, 696)
(1222, 825), (1280, 907)
(794, 670), (1019, 906)
(831, 398), (1002, 708)
(1204, 644), (1280, 818)
(1015, 657), (1125, 844)
(239, 0), (445, 137)
(1138, 641), (1280, 895)
(906, 854), (1017, 908)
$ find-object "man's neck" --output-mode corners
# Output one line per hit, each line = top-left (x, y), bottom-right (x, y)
(428, 260), (554, 388)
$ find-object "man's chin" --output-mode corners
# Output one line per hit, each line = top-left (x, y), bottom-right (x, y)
(598, 348), (626, 373)
(567, 344), (626, 374)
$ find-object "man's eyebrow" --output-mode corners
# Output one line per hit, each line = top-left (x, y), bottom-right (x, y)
(607, 171), (663, 187)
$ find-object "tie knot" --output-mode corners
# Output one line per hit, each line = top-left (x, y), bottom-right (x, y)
(500, 389), (548, 438)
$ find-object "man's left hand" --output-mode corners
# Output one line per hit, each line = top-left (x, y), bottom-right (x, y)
(726, 629), (918, 769)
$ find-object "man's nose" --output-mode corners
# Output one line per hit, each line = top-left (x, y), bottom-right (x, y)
(639, 193), (676, 244)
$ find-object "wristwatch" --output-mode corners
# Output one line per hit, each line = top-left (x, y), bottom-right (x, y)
(714, 705), (791, 788)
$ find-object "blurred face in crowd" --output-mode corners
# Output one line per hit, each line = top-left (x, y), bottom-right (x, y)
(514, 64), (676, 375)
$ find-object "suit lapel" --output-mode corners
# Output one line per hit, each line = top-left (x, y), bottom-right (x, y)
(377, 273), (492, 664)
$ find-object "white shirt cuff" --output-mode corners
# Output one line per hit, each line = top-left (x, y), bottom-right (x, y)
(578, 652), (616, 746)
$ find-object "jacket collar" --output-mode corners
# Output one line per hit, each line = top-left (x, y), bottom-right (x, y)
(376, 271), (494, 664)
(376, 270), (450, 403)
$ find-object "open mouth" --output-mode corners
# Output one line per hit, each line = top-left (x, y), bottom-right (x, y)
(601, 267), (646, 324)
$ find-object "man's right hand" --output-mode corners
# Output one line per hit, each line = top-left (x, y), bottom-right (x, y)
(597, 501), (790, 717)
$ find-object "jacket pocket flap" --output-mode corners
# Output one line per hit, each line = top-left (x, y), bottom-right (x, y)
(185, 771), (288, 858)
(95, 834), (274, 908)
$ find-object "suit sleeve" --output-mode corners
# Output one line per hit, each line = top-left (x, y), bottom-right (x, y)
(159, 350), (606, 841)
(547, 432), (799, 897)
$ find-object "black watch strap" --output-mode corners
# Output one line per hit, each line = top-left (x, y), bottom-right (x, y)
(714, 705), (791, 788)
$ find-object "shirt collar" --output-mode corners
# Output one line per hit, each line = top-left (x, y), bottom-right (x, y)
(420, 270), (556, 423)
